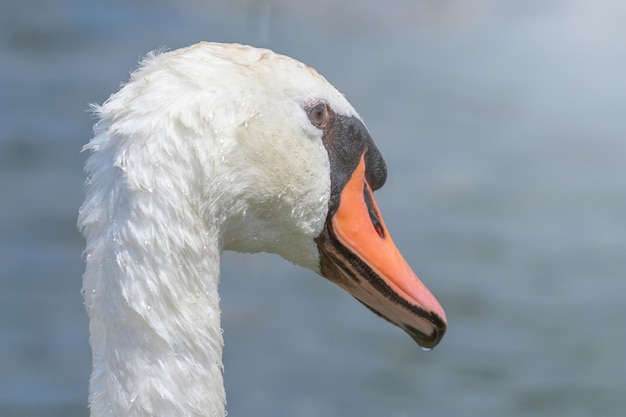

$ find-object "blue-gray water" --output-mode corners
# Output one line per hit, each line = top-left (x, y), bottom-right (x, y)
(1, 1), (625, 416)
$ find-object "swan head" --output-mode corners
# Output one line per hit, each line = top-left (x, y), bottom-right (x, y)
(95, 42), (446, 349)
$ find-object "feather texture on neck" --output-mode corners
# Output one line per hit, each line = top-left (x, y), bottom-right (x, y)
(80, 96), (226, 417)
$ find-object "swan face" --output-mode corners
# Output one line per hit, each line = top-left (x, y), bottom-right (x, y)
(103, 42), (446, 349)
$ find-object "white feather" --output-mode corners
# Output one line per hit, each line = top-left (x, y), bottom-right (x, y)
(79, 42), (362, 417)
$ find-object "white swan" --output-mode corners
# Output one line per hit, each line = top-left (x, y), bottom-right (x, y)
(79, 42), (447, 417)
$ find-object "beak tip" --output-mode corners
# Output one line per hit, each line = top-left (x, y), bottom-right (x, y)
(404, 314), (447, 350)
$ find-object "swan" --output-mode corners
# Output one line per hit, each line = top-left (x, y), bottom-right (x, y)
(78, 42), (447, 417)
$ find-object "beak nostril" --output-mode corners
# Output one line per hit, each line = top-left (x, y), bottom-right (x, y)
(363, 184), (385, 239)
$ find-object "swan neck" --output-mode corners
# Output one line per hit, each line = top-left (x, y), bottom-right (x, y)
(80, 153), (227, 416)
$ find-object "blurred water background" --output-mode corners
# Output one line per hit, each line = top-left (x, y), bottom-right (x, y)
(1, 0), (625, 416)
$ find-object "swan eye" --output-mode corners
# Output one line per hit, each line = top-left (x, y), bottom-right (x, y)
(308, 103), (329, 128)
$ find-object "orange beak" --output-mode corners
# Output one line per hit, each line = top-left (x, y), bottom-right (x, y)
(316, 153), (447, 349)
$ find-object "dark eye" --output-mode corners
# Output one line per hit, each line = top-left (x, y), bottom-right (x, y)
(308, 102), (329, 128)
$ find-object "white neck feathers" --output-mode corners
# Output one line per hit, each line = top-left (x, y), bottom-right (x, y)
(80, 100), (227, 416)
